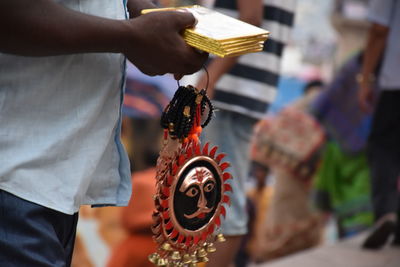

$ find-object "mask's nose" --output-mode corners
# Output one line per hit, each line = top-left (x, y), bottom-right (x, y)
(197, 188), (207, 210)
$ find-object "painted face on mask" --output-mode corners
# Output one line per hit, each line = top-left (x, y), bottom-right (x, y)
(173, 159), (221, 231)
(154, 142), (232, 251)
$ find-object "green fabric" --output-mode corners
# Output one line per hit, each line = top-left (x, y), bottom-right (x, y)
(314, 141), (373, 235)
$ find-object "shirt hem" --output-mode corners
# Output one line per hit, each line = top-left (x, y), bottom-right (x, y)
(0, 185), (129, 215)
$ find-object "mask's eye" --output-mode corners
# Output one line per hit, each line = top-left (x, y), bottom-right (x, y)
(186, 186), (199, 197)
(204, 181), (215, 192)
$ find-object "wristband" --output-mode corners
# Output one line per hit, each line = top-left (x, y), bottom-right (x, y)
(356, 73), (376, 84)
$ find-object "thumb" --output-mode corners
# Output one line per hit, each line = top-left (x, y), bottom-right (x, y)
(172, 10), (197, 30)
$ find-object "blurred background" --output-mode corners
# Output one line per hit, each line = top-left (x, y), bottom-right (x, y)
(71, 0), (399, 267)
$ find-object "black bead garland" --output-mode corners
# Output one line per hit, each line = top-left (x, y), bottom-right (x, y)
(160, 85), (213, 140)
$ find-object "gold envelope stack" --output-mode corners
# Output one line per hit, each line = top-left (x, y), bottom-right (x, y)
(141, 5), (270, 58)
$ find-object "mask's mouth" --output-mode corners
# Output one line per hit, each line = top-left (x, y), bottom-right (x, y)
(184, 207), (212, 219)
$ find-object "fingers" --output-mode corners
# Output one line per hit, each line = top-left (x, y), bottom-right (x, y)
(129, 10), (207, 77)
(174, 52), (207, 80)
(137, 47), (207, 77)
(168, 38), (208, 75)
(170, 10), (197, 29)
(182, 52), (208, 74)
(158, 11), (208, 74)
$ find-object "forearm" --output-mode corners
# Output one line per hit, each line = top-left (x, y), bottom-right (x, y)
(209, 0), (264, 77)
(205, 57), (238, 96)
(197, 0), (263, 94)
(238, 0), (263, 26)
(0, 0), (131, 56)
(360, 23), (388, 85)
(0, 1), (207, 76)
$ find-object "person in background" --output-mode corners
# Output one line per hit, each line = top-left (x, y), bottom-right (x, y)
(247, 80), (324, 263)
(195, 1), (296, 265)
(312, 52), (375, 239)
(314, 142), (373, 239)
(0, 1), (207, 265)
(358, 0), (400, 249)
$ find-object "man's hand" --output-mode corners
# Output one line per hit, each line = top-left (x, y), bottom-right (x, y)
(358, 83), (374, 113)
(123, 11), (208, 77)
(358, 23), (388, 113)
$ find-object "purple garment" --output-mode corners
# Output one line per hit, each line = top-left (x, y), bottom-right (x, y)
(311, 53), (377, 154)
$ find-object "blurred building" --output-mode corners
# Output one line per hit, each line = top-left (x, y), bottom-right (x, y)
(331, 0), (369, 67)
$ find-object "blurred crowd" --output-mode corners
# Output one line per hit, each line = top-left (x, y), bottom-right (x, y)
(71, 0), (400, 266)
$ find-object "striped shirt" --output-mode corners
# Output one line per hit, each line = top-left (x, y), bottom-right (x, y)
(213, 0), (296, 119)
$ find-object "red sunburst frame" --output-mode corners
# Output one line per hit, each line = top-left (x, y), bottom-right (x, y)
(152, 140), (232, 255)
